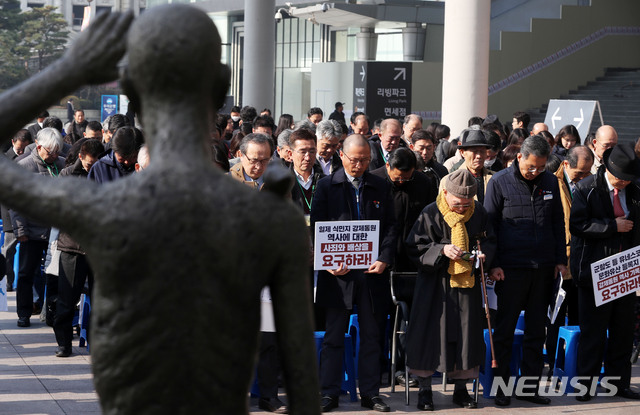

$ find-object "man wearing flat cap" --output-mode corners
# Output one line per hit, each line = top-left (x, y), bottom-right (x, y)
(484, 135), (567, 406)
(405, 169), (496, 410)
(570, 143), (640, 401)
(441, 129), (494, 204)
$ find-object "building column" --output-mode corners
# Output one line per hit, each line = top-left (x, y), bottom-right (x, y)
(242, 0), (276, 111)
(356, 27), (377, 61)
(402, 23), (426, 61)
(440, 0), (490, 136)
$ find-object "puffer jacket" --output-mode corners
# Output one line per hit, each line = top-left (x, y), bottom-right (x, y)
(484, 160), (566, 270)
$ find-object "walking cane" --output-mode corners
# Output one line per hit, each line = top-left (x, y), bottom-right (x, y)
(476, 239), (497, 369)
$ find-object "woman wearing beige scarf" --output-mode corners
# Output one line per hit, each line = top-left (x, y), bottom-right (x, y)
(405, 169), (496, 411)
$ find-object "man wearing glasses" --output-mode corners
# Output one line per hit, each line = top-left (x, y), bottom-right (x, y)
(369, 118), (403, 171)
(590, 125), (618, 175)
(11, 128), (65, 327)
(484, 135), (567, 406)
(229, 133), (273, 189)
(311, 134), (397, 412)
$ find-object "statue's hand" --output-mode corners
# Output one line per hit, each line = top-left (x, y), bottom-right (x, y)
(64, 11), (134, 84)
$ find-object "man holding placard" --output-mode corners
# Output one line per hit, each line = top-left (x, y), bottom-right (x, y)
(570, 142), (640, 401)
(311, 134), (397, 413)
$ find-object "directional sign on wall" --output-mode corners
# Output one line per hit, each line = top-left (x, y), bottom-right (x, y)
(543, 100), (603, 139)
(352, 62), (412, 121)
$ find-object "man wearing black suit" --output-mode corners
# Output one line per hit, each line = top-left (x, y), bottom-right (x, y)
(5, 129), (33, 160)
(311, 134), (397, 413)
(369, 118), (403, 171)
(314, 119), (342, 176)
(27, 110), (48, 144)
(570, 143), (640, 401)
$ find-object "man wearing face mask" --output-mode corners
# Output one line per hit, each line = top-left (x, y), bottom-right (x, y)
(229, 106), (242, 131)
(483, 129), (504, 172)
(440, 130), (494, 205)
(89, 126), (142, 183)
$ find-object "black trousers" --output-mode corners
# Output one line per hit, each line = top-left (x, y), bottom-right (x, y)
(320, 283), (389, 398)
(257, 331), (280, 399)
(53, 252), (93, 348)
(576, 284), (635, 389)
(493, 267), (554, 382)
(16, 240), (47, 318)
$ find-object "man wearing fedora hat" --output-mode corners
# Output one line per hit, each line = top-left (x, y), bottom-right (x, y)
(440, 129), (494, 204)
(570, 143), (640, 401)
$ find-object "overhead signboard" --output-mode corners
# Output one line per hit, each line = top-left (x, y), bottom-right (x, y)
(543, 99), (603, 139)
(352, 62), (412, 121)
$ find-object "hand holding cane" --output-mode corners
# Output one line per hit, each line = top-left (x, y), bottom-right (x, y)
(476, 239), (497, 368)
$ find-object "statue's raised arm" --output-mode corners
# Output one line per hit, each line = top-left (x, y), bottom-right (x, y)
(0, 11), (133, 140)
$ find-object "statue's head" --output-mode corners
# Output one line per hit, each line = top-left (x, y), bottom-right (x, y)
(123, 5), (229, 113)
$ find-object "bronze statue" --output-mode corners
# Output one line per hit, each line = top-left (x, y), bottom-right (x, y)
(0, 5), (319, 414)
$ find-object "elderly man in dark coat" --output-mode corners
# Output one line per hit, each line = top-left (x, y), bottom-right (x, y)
(570, 143), (640, 401)
(405, 169), (496, 411)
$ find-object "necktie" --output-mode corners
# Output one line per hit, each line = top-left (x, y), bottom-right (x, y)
(352, 177), (361, 191)
(613, 188), (625, 218)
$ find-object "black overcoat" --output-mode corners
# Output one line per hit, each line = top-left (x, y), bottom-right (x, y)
(405, 201), (496, 372)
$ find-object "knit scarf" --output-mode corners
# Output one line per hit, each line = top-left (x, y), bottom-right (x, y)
(436, 192), (475, 288)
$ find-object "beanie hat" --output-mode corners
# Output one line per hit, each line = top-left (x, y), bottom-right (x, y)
(446, 169), (477, 199)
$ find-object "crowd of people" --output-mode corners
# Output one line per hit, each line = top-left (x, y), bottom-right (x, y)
(2, 103), (640, 413)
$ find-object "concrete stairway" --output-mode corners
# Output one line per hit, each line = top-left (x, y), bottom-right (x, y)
(529, 68), (640, 144)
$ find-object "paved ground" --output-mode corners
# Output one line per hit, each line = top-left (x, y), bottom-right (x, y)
(1, 290), (639, 414)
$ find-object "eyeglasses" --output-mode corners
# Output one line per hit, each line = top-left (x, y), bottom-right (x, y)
(526, 166), (546, 173)
(243, 154), (270, 166)
(596, 141), (615, 150)
(451, 203), (472, 209)
(342, 153), (370, 166)
(41, 147), (59, 156)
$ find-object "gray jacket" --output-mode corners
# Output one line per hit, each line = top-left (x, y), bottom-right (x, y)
(10, 151), (65, 241)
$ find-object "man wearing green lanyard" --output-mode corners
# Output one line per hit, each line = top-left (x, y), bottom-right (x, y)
(289, 128), (324, 224)
(11, 128), (65, 327)
(369, 118), (403, 171)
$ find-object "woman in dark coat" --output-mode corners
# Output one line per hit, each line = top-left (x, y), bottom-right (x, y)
(405, 169), (496, 410)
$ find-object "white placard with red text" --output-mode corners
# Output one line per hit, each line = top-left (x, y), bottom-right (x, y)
(314, 220), (379, 271)
(590, 245), (640, 307)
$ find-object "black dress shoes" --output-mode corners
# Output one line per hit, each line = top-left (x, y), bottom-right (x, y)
(453, 389), (478, 409)
(515, 393), (551, 404)
(55, 346), (72, 358)
(494, 390), (511, 406)
(417, 389), (434, 411)
(17, 317), (30, 327)
(320, 395), (338, 412)
(396, 373), (418, 387)
(361, 396), (390, 412)
(616, 387), (640, 399)
(258, 397), (288, 414)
